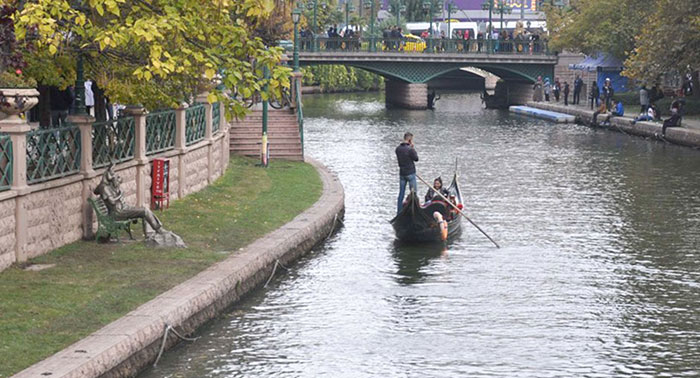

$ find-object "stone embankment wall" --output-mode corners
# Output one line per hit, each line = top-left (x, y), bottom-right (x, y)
(0, 100), (230, 271)
(15, 158), (344, 378)
(527, 102), (700, 148)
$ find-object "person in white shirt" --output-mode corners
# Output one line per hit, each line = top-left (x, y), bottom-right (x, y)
(85, 79), (95, 115)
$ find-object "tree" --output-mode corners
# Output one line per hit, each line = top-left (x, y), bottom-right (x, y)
(544, 0), (650, 60)
(11, 0), (291, 118)
(623, 0), (700, 89)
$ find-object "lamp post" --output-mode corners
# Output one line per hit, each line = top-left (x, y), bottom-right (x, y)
(446, 1), (457, 39)
(495, 1), (512, 34)
(71, 53), (87, 116)
(364, 0), (375, 52)
(520, 0), (525, 19)
(306, 1), (316, 52)
(393, 0), (405, 27)
(340, 1), (355, 31)
(292, 8), (301, 71)
(422, 0), (434, 51)
(481, 0), (493, 52)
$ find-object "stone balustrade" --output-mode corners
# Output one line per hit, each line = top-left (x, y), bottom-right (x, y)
(0, 98), (229, 271)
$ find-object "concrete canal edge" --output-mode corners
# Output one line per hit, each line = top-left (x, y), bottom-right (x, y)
(526, 102), (700, 149)
(14, 157), (345, 378)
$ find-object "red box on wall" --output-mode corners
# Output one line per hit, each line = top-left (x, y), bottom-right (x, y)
(151, 158), (170, 210)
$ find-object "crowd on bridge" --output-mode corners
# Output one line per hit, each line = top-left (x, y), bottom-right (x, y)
(299, 24), (548, 54)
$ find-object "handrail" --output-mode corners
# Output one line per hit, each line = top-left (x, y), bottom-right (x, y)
(295, 83), (304, 159)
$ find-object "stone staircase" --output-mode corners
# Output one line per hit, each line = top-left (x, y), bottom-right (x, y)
(229, 109), (303, 161)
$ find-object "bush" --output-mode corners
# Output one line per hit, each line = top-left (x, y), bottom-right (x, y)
(301, 65), (383, 92)
(0, 70), (37, 88)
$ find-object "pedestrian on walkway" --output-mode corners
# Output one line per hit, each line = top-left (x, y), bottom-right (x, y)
(639, 85), (649, 114)
(573, 75), (583, 104)
(563, 81), (570, 105)
(533, 76), (543, 102)
(553, 77), (561, 102)
(602, 78), (614, 109)
(544, 77), (551, 102)
(396, 132), (419, 214)
(589, 81), (599, 110)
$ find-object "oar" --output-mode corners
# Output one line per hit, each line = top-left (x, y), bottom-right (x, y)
(417, 174), (501, 249)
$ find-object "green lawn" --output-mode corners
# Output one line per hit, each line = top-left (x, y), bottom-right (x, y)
(0, 156), (322, 377)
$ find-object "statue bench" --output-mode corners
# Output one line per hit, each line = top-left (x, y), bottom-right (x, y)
(88, 197), (136, 241)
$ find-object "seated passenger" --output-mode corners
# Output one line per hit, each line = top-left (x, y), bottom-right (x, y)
(425, 177), (450, 203)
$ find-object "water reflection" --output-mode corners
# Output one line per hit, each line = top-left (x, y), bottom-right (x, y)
(391, 240), (448, 285)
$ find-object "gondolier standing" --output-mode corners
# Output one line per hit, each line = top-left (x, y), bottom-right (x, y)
(396, 132), (419, 214)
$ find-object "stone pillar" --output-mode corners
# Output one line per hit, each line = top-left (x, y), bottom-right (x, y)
(196, 93), (215, 184)
(1, 123), (30, 263)
(506, 81), (535, 105)
(123, 106), (148, 208)
(385, 80), (428, 110)
(220, 100), (229, 173)
(66, 113), (96, 240)
(174, 103), (188, 199)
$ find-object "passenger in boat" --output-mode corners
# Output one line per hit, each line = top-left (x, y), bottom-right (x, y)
(424, 177), (449, 203)
(396, 132), (419, 214)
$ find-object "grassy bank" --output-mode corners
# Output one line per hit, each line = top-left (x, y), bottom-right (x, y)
(0, 156), (322, 377)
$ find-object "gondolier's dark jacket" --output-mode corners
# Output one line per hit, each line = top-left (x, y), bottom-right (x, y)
(395, 142), (419, 176)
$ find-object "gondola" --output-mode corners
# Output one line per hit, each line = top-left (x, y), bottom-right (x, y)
(390, 173), (463, 243)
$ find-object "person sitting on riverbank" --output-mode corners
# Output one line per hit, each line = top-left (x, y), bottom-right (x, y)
(660, 108), (682, 137)
(592, 102), (607, 126)
(425, 177), (449, 203)
(601, 100), (624, 125)
(631, 105), (657, 125)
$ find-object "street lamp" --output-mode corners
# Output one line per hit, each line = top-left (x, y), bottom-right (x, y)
(422, 0), (437, 51)
(392, 0), (405, 27)
(339, 1), (355, 32)
(363, 0), (375, 52)
(446, 1), (458, 40)
(292, 8), (301, 71)
(481, 0), (493, 52)
(495, 1), (512, 34)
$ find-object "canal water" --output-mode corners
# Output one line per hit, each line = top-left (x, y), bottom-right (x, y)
(143, 92), (700, 377)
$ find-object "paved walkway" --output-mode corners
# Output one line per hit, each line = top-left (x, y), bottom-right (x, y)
(526, 101), (700, 149)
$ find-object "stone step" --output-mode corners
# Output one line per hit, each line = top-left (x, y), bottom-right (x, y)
(230, 131), (300, 137)
(231, 136), (300, 143)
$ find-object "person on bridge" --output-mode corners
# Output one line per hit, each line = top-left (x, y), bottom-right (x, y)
(573, 75), (583, 105)
(396, 132), (419, 215)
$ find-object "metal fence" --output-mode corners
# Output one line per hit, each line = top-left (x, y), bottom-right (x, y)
(26, 126), (81, 184)
(0, 134), (11, 191)
(212, 102), (221, 135)
(146, 110), (177, 155)
(185, 104), (206, 145)
(92, 117), (136, 168)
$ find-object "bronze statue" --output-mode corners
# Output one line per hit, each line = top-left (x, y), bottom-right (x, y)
(93, 163), (185, 247)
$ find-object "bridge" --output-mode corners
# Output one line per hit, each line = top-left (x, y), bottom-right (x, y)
(298, 38), (557, 109)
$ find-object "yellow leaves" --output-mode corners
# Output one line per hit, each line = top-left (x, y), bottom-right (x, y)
(48, 44), (58, 55)
(204, 69), (216, 80)
(207, 92), (218, 104)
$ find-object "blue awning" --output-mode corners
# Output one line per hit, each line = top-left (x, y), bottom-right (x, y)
(569, 54), (624, 72)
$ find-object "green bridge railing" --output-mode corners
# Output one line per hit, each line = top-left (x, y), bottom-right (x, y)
(300, 37), (551, 55)
(212, 102), (221, 135)
(0, 134), (12, 191)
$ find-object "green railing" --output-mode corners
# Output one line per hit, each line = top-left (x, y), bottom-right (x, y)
(26, 126), (81, 184)
(185, 104), (206, 145)
(92, 117), (136, 168)
(146, 110), (176, 155)
(301, 37), (551, 55)
(295, 84), (304, 159)
(212, 102), (221, 135)
(0, 134), (12, 191)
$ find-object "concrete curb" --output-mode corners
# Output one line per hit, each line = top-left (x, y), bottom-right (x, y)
(14, 157), (345, 378)
(526, 102), (700, 149)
